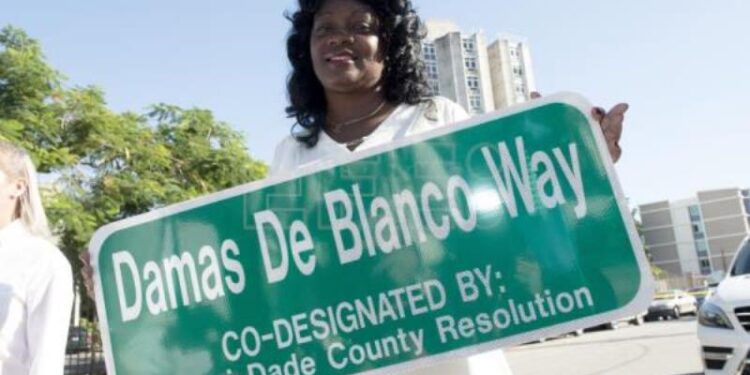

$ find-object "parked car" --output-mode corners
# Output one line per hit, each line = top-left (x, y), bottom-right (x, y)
(600, 312), (647, 330)
(689, 286), (714, 309)
(646, 289), (698, 320)
(697, 235), (750, 374)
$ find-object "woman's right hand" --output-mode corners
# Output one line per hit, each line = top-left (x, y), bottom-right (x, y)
(79, 250), (96, 300)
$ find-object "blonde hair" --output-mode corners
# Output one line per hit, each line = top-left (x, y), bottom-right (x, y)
(0, 141), (53, 240)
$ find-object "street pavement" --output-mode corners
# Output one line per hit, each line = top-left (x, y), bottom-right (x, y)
(505, 317), (703, 375)
(61, 318), (702, 375)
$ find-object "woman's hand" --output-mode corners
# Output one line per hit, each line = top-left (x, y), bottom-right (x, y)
(591, 103), (628, 163)
(531, 92), (628, 163)
(79, 250), (96, 300)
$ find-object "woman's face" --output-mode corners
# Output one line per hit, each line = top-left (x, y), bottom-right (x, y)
(310, 0), (385, 95)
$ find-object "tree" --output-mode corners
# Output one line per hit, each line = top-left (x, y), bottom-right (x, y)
(0, 25), (79, 171)
(0, 25), (268, 313)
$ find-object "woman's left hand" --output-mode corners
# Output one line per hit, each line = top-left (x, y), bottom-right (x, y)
(531, 92), (628, 163)
(591, 103), (628, 163)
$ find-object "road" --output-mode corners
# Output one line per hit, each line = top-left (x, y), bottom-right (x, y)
(505, 317), (704, 375)
(61, 319), (702, 375)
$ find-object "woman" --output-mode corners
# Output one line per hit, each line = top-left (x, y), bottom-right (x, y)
(273, 0), (467, 171)
(273, 0), (627, 374)
(273, 0), (626, 173)
(0, 141), (74, 375)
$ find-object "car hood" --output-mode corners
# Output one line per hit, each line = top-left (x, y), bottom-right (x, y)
(715, 275), (750, 303)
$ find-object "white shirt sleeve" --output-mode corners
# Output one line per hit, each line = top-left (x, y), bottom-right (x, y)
(25, 250), (74, 375)
(436, 96), (470, 124)
(269, 135), (300, 178)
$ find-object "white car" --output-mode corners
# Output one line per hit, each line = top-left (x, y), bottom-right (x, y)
(646, 289), (698, 320)
(697, 236), (750, 374)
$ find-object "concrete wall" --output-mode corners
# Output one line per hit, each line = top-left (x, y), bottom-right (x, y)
(472, 33), (496, 113)
(670, 203), (700, 275)
(698, 188), (749, 272)
(640, 202), (681, 275)
(707, 234), (748, 272)
(518, 42), (536, 96)
(487, 40), (513, 109)
(435, 32), (467, 109)
(641, 209), (672, 229)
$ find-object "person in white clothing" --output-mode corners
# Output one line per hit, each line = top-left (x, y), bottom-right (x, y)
(0, 141), (74, 375)
(275, 0), (627, 374)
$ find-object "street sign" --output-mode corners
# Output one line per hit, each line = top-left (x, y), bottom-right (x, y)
(90, 93), (653, 375)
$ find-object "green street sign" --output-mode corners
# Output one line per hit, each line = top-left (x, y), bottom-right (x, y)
(91, 93), (653, 375)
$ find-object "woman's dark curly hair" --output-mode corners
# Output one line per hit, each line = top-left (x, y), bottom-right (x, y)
(285, 0), (431, 147)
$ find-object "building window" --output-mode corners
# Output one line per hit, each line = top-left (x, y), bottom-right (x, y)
(699, 259), (711, 275)
(688, 205), (701, 221)
(464, 57), (477, 71)
(513, 66), (524, 76)
(469, 95), (482, 111)
(423, 43), (437, 61)
(462, 39), (475, 52)
(695, 239), (709, 257)
(692, 223), (705, 239)
(467, 76), (480, 90)
(428, 80), (440, 95)
(426, 63), (439, 79)
(696, 239), (708, 252)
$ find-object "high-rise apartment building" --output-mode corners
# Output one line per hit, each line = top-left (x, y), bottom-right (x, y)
(639, 188), (750, 277)
(422, 20), (536, 115)
(487, 37), (536, 109)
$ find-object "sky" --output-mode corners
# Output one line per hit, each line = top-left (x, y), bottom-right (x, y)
(3, 0), (749, 208)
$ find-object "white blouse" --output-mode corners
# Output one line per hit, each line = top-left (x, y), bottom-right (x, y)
(0, 221), (73, 375)
(270, 97), (513, 375)
(270, 96), (470, 176)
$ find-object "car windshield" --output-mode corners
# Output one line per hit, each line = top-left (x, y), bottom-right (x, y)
(730, 240), (750, 276)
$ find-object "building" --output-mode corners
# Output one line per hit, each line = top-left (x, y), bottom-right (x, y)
(422, 20), (536, 115)
(639, 188), (750, 278)
(487, 37), (536, 109)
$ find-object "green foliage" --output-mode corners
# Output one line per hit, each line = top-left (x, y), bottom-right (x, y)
(651, 264), (667, 280)
(0, 25), (268, 308)
(0, 25), (72, 171)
